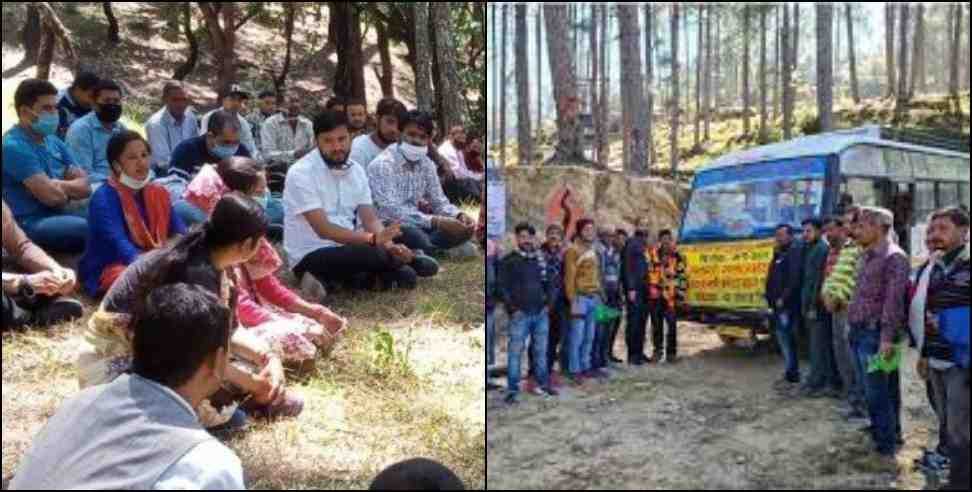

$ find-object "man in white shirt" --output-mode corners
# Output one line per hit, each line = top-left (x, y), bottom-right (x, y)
(284, 110), (439, 292)
(349, 98), (406, 170)
(200, 85), (262, 162)
(438, 125), (481, 204)
(246, 90), (277, 153)
(261, 98), (315, 170)
(10, 283), (246, 490)
(145, 81), (199, 175)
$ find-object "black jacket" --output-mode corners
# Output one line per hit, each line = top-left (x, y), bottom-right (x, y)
(621, 234), (649, 295)
(498, 250), (553, 316)
(765, 240), (804, 311)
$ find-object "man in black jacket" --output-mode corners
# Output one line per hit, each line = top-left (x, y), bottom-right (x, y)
(498, 223), (558, 404)
(621, 218), (651, 365)
(765, 224), (805, 387)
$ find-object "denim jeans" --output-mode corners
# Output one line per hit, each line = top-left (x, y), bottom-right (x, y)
(486, 307), (495, 385)
(507, 310), (550, 394)
(850, 324), (902, 455)
(772, 307), (801, 382)
(174, 196), (285, 228)
(21, 212), (89, 254)
(568, 295), (599, 375)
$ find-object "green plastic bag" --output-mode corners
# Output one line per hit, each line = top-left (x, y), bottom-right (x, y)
(594, 305), (621, 324)
(866, 343), (906, 374)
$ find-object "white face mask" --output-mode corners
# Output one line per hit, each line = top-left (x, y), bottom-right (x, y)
(119, 171), (151, 191)
(399, 142), (428, 162)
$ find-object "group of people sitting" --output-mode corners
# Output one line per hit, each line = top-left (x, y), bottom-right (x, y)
(485, 216), (687, 405)
(765, 203), (969, 486)
(2, 71), (484, 489)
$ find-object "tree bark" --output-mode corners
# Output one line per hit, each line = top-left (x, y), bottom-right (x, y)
(743, 5), (751, 135)
(515, 4), (532, 166)
(782, 4), (793, 139)
(376, 21), (394, 97)
(619, 4), (647, 175)
(846, 3), (860, 104)
(199, 2), (238, 104)
(499, 4), (507, 163)
(759, 6), (769, 144)
(598, 5), (609, 169)
(431, 2), (466, 131)
(908, 4), (923, 100)
(895, 4), (909, 121)
(172, 2), (199, 81)
(272, 2), (296, 98)
(816, 4), (834, 132)
(414, 3), (434, 112)
(949, 4), (962, 108)
(645, 4), (656, 170)
(543, 5), (586, 165)
(103, 2), (121, 45)
(670, 4), (681, 175)
(23, 4), (42, 62)
(330, 3), (366, 104)
(590, 4), (601, 167)
(33, 2), (79, 78)
(885, 4), (896, 98)
(693, 6), (703, 150)
(535, 6), (542, 133)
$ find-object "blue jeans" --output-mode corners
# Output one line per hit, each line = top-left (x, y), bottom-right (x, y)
(398, 225), (470, 256)
(174, 196), (285, 227)
(568, 295), (599, 375)
(507, 310), (550, 394)
(22, 213), (88, 254)
(486, 307), (495, 384)
(772, 307), (801, 382)
(850, 324), (902, 455)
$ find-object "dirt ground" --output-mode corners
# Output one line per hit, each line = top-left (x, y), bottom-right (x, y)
(487, 320), (943, 490)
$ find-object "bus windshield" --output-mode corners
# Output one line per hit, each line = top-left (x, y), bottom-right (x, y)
(681, 156), (828, 242)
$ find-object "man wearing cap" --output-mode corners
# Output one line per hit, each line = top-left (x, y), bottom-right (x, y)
(199, 85), (262, 163)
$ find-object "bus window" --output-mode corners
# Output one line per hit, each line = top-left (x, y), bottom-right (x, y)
(840, 145), (886, 176)
(884, 148), (912, 180)
(961, 183), (971, 210)
(915, 181), (936, 223)
(842, 178), (885, 207)
(939, 182), (960, 208)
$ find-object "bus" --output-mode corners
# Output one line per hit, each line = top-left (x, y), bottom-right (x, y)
(676, 125), (970, 343)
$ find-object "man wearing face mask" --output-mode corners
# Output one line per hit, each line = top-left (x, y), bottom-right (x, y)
(169, 110), (252, 184)
(200, 85), (262, 163)
(284, 110), (437, 292)
(9, 284), (246, 490)
(368, 110), (476, 257)
(65, 79), (128, 190)
(349, 98), (407, 170)
(3, 79), (92, 254)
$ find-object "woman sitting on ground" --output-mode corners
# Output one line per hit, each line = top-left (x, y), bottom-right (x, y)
(77, 193), (303, 426)
(79, 131), (186, 297)
(176, 156), (346, 365)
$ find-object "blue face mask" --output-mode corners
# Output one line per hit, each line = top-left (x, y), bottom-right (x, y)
(212, 143), (239, 160)
(252, 191), (270, 210)
(31, 110), (60, 137)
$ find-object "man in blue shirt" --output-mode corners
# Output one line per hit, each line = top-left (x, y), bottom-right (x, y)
(56, 71), (99, 140)
(65, 79), (127, 189)
(145, 81), (198, 175)
(2, 79), (91, 254)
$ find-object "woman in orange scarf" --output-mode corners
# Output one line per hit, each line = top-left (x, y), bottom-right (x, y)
(79, 131), (186, 296)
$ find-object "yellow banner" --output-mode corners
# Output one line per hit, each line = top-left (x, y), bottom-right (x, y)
(680, 239), (776, 310)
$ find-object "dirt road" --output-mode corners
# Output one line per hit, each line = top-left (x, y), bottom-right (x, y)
(487, 321), (941, 490)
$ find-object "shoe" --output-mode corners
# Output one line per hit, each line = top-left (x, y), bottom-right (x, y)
(529, 385), (546, 397)
(628, 356), (645, 366)
(486, 382), (503, 392)
(379, 266), (418, 290)
(33, 297), (85, 327)
(610, 356), (624, 364)
(207, 408), (249, 434)
(504, 393), (519, 405)
(410, 250), (440, 278)
(916, 451), (950, 472)
(549, 373), (564, 389)
(542, 386), (560, 397)
(523, 377), (538, 395)
(300, 272), (328, 302)
(243, 391), (305, 420)
(592, 369), (610, 380)
(799, 386), (826, 399)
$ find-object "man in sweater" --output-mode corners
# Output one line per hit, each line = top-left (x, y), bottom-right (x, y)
(564, 219), (603, 383)
(799, 218), (835, 398)
(10, 283), (246, 490)
(647, 230), (687, 364)
(498, 223), (558, 404)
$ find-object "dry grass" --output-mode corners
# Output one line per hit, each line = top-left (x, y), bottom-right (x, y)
(2, 207), (485, 490)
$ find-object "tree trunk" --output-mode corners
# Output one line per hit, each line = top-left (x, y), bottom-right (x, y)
(172, 2), (198, 81)
(816, 4), (834, 132)
(491, 4), (499, 141)
(895, 4), (909, 121)
(543, 5), (586, 165)
(704, 5), (712, 141)
(515, 5), (532, 166)
(431, 2), (465, 131)
(619, 4), (647, 175)
(743, 5), (751, 135)
(414, 3), (434, 112)
(846, 4), (860, 104)
(714, 12), (721, 110)
(949, 4), (962, 108)
(590, 4), (600, 167)
(782, 4), (793, 139)
(885, 4), (896, 98)
(693, 6), (703, 150)
(792, 3), (800, 75)
(535, 6), (542, 133)
(774, 5), (781, 119)
(598, 5), (609, 169)
(331, 3), (366, 103)
(670, 4), (681, 175)
(33, 2), (79, 78)
(22, 4), (42, 62)
(645, 4), (656, 170)
(908, 4), (923, 100)
(499, 4), (507, 163)
(272, 2), (296, 98)
(759, 6), (769, 144)
(103, 2), (121, 45)
(199, 2), (238, 104)
(35, 27), (56, 80)
(377, 21), (394, 97)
